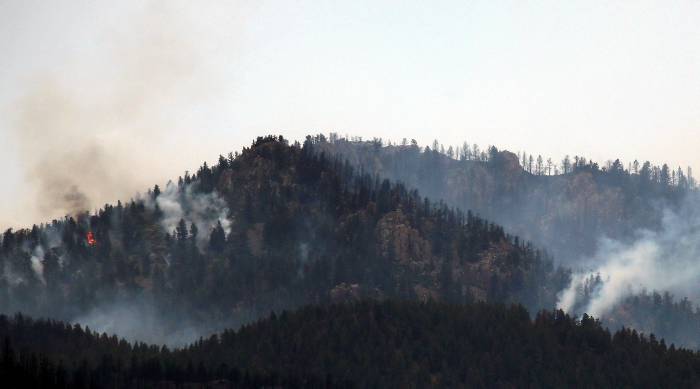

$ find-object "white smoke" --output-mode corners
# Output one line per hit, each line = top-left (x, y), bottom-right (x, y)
(149, 182), (231, 250)
(29, 245), (46, 285)
(557, 198), (700, 317)
(73, 299), (206, 347)
(153, 183), (185, 233)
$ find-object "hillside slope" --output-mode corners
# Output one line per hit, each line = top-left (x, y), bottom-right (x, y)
(0, 136), (564, 344)
(312, 135), (693, 264)
(311, 135), (700, 349)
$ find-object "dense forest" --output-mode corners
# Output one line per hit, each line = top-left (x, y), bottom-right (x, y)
(3, 134), (700, 387)
(0, 312), (337, 388)
(312, 133), (695, 263)
(311, 134), (700, 348)
(0, 136), (565, 345)
(3, 300), (700, 388)
(565, 273), (700, 349)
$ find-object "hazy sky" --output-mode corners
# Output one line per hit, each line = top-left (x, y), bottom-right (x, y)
(1, 0), (699, 228)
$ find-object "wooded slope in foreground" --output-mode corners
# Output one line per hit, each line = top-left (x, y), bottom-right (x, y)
(2, 300), (700, 388)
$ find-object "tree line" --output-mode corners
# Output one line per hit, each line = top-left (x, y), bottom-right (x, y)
(322, 132), (697, 189)
(3, 300), (700, 388)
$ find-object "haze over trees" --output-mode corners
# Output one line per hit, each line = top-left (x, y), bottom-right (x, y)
(314, 133), (695, 263)
(0, 136), (564, 345)
(313, 134), (700, 348)
(4, 300), (700, 388)
(2, 135), (700, 387)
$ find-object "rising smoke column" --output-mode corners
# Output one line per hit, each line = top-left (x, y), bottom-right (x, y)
(557, 196), (700, 318)
(29, 245), (46, 285)
(9, 2), (214, 223)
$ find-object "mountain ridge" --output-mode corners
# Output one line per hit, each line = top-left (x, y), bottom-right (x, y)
(0, 135), (563, 345)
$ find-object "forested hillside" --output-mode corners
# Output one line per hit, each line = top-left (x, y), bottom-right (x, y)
(311, 134), (700, 349)
(4, 134), (700, 358)
(312, 134), (695, 264)
(0, 312), (335, 388)
(566, 274), (700, 349)
(3, 301), (700, 388)
(0, 136), (565, 344)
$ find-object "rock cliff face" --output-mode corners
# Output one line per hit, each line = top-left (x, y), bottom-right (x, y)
(371, 206), (556, 307)
(376, 210), (434, 272)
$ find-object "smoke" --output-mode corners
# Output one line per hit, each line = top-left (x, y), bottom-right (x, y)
(73, 299), (206, 347)
(557, 196), (700, 318)
(29, 245), (45, 285)
(150, 182), (232, 250)
(1, 263), (25, 287)
(11, 2), (213, 223)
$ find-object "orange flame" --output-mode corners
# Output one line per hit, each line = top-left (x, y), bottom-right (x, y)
(86, 231), (97, 247)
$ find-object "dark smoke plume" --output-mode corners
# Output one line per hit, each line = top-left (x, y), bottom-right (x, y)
(12, 2), (209, 222)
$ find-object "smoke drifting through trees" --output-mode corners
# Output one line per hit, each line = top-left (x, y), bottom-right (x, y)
(1, 138), (564, 346)
(28, 245), (45, 285)
(558, 195), (700, 318)
(0, 182), (237, 346)
(148, 183), (232, 251)
(72, 298), (218, 347)
(11, 3), (206, 224)
(309, 135), (700, 347)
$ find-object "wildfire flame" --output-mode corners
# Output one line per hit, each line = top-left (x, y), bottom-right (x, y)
(86, 231), (97, 247)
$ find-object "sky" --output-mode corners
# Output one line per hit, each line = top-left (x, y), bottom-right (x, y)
(1, 0), (699, 228)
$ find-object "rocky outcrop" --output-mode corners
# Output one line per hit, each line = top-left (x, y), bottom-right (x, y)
(375, 210), (434, 272)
